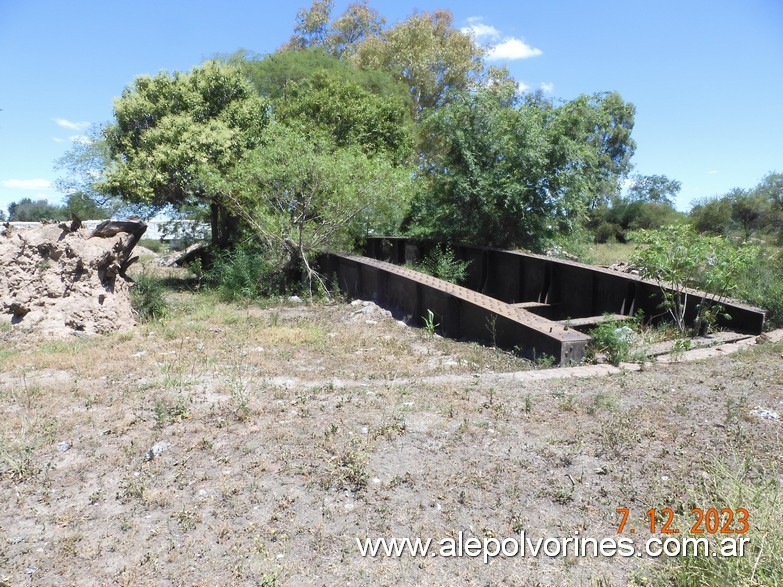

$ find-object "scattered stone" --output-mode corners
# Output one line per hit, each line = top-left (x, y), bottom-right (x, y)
(751, 407), (780, 421)
(607, 261), (640, 275)
(288, 295), (303, 304)
(57, 441), (72, 452)
(145, 441), (171, 461)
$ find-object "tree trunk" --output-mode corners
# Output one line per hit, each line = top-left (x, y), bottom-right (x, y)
(210, 201), (240, 249)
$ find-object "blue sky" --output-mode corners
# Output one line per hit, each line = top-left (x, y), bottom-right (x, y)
(0, 0), (781, 214)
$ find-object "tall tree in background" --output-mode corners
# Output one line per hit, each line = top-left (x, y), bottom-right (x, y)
(226, 48), (411, 115)
(352, 10), (485, 114)
(283, 2), (486, 116)
(285, 0), (385, 57)
(54, 126), (121, 217)
(627, 174), (681, 205)
(100, 61), (269, 247)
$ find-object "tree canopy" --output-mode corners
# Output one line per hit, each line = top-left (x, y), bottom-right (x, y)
(407, 89), (636, 248)
(100, 61), (269, 246)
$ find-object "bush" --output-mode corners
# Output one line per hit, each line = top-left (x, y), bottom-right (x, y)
(594, 221), (620, 244)
(130, 272), (168, 322)
(735, 248), (783, 329)
(408, 245), (471, 284)
(632, 225), (758, 335)
(204, 246), (287, 301)
(588, 315), (641, 365)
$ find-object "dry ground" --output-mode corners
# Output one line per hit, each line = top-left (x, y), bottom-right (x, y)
(0, 291), (781, 586)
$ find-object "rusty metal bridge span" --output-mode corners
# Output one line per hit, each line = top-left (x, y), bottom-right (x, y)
(322, 238), (765, 364)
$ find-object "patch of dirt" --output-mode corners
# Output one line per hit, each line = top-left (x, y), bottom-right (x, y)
(0, 293), (781, 586)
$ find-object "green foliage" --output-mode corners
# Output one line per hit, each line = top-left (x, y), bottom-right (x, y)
(588, 315), (640, 365)
(411, 245), (470, 284)
(213, 123), (414, 293)
(272, 70), (414, 164)
(204, 245), (286, 301)
(589, 198), (683, 243)
(101, 61), (269, 246)
(631, 225), (758, 334)
(7, 198), (67, 221)
(352, 9), (485, 114)
(690, 171), (782, 239)
(282, 3), (489, 116)
(130, 272), (169, 322)
(626, 173), (681, 205)
(285, 0), (385, 57)
(690, 195), (733, 235)
(422, 309), (439, 335)
(408, 89), (635, 250)
(61, 191), (114, 219)
(735, 248), (783, 328)
(229, 47), (409, 107)
(6, 192), (114, 222)
(54, 126), (120, 215)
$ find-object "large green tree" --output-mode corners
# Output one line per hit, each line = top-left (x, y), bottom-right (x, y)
(626, 173), (681, 205)
(100, 61), (269, 246)
(7, 198), (66, 222)
(272, 71), (414, 164)
(408, 89), (635, 249)
(282, 2), (487, 116)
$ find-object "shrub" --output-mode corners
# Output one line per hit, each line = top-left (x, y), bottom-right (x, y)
(588, 315), (641, 365)
(631, 225), (758, 335)
(735, 248), (783, 329)
(408, 245), (470, 284)
(204, 246), (287, 301)
(130, 272), (168, 322)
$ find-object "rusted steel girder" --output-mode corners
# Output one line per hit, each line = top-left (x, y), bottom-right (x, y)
(323, 253), (591, 364)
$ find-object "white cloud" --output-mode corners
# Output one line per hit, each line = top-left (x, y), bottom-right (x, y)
(540, 82), (555, 93)
(517, 81), (530, 93)
(53, 117), (90, 131)
(461, 17), (501, 42)
(463, 17), (542, 62)
(70, 135), (92, 144)
(708, 170), (719, 175)
(488, 38), (543, 61)
(1, 178), (54, 190)
(52, 137), (66, 143)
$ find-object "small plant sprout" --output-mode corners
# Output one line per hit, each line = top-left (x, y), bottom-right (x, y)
(423, 309), (439, 335)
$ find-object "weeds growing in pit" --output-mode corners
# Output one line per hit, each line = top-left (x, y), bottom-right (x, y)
(405, 245), (471, 284)
(588, 314), (645, 365)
